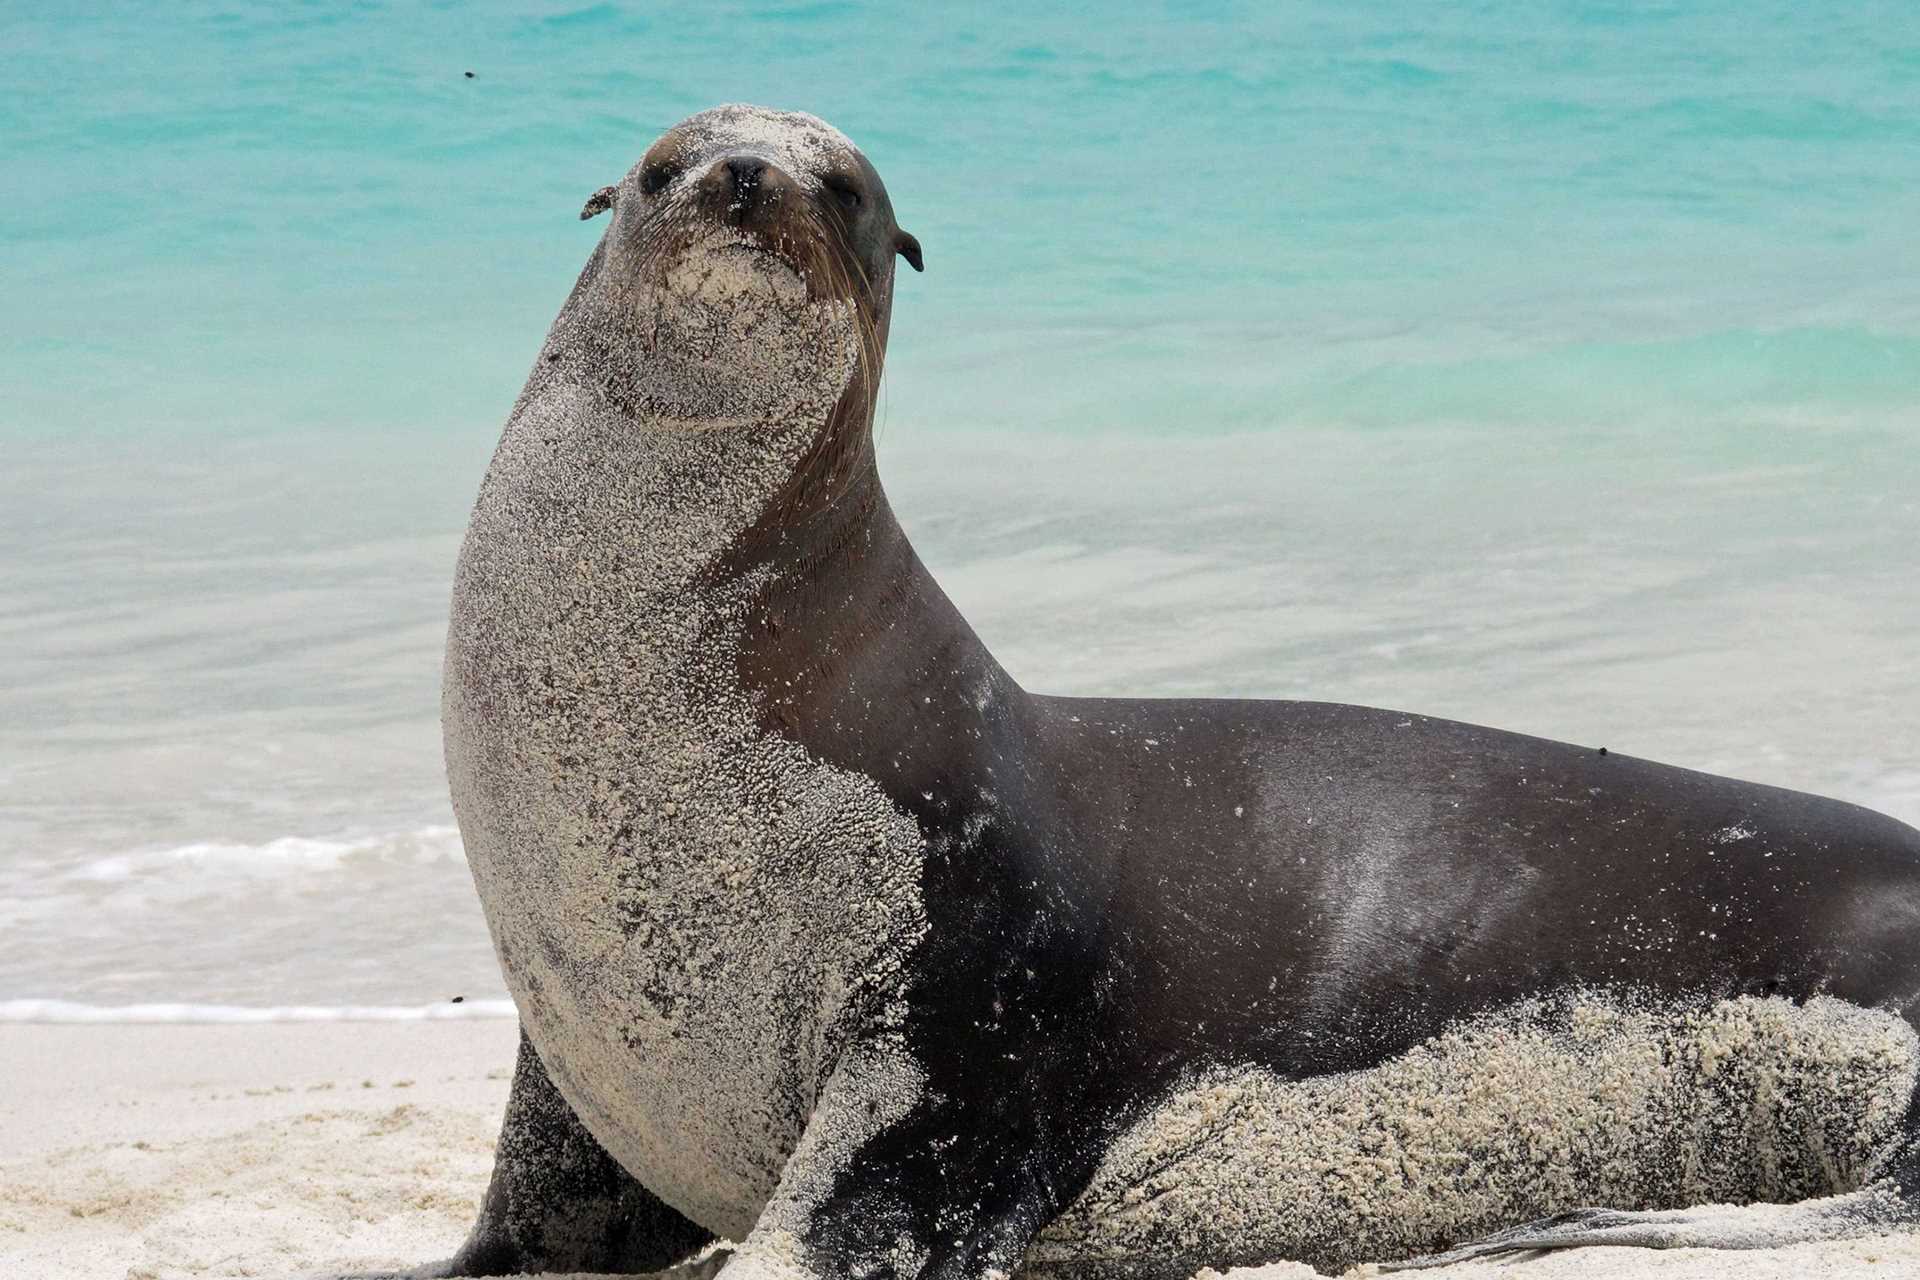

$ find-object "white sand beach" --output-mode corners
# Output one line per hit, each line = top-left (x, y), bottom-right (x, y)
(2, 1019), (1914, 1280)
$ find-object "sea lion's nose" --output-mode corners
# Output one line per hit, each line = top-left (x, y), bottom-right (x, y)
(725, 156), (767, 195)
(702, 154), (796, 225)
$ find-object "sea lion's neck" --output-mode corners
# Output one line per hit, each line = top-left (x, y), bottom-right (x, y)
(471, 339), (1014, 789)
(731, 455), (1019, 788)
(481, 359), (848, 593)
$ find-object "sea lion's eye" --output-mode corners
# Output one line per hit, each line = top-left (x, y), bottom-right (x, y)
(640, 163), (678, 197)
(823, 174), (863, 213)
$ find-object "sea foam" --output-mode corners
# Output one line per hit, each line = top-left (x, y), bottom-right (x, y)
(67, 825), (466, 884)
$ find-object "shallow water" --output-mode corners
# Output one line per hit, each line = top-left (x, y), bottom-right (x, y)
(2, 3), (1916, 1012)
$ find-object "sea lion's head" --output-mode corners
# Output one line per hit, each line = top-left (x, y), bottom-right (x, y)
(568, 105), (921, 432)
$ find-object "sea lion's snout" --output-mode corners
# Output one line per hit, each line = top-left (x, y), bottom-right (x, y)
(698, 152), (801, 230)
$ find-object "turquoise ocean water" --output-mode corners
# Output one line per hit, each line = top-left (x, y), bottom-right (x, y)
(3, 3), (1917, 1013)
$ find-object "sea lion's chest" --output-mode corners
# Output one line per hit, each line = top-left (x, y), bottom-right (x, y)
(441, 430), (927, 1236)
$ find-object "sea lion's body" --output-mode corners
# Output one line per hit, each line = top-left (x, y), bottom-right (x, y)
(376, 106), (1920, 1280)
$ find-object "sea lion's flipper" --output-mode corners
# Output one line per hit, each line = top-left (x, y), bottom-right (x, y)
(338, 1028), (712, 1278)
(1379, 1187), (1916, 1271)
(717, 1041), (1073, 1279)
(1385, 1085), (1920, 1270)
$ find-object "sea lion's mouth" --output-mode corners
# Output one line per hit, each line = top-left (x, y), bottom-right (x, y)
(658, 231), (810, 308)
(717, 239), (805, 277)
(715, 238), (780, 259)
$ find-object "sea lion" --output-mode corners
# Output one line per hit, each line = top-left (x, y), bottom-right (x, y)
(349, 104), (1920, 1279)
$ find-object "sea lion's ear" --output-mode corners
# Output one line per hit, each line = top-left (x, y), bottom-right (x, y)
(895, 230), (924, 273)
(580, 185), (618, 220)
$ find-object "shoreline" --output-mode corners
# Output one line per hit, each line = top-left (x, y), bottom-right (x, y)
(1, 1020), (1913, 1279)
